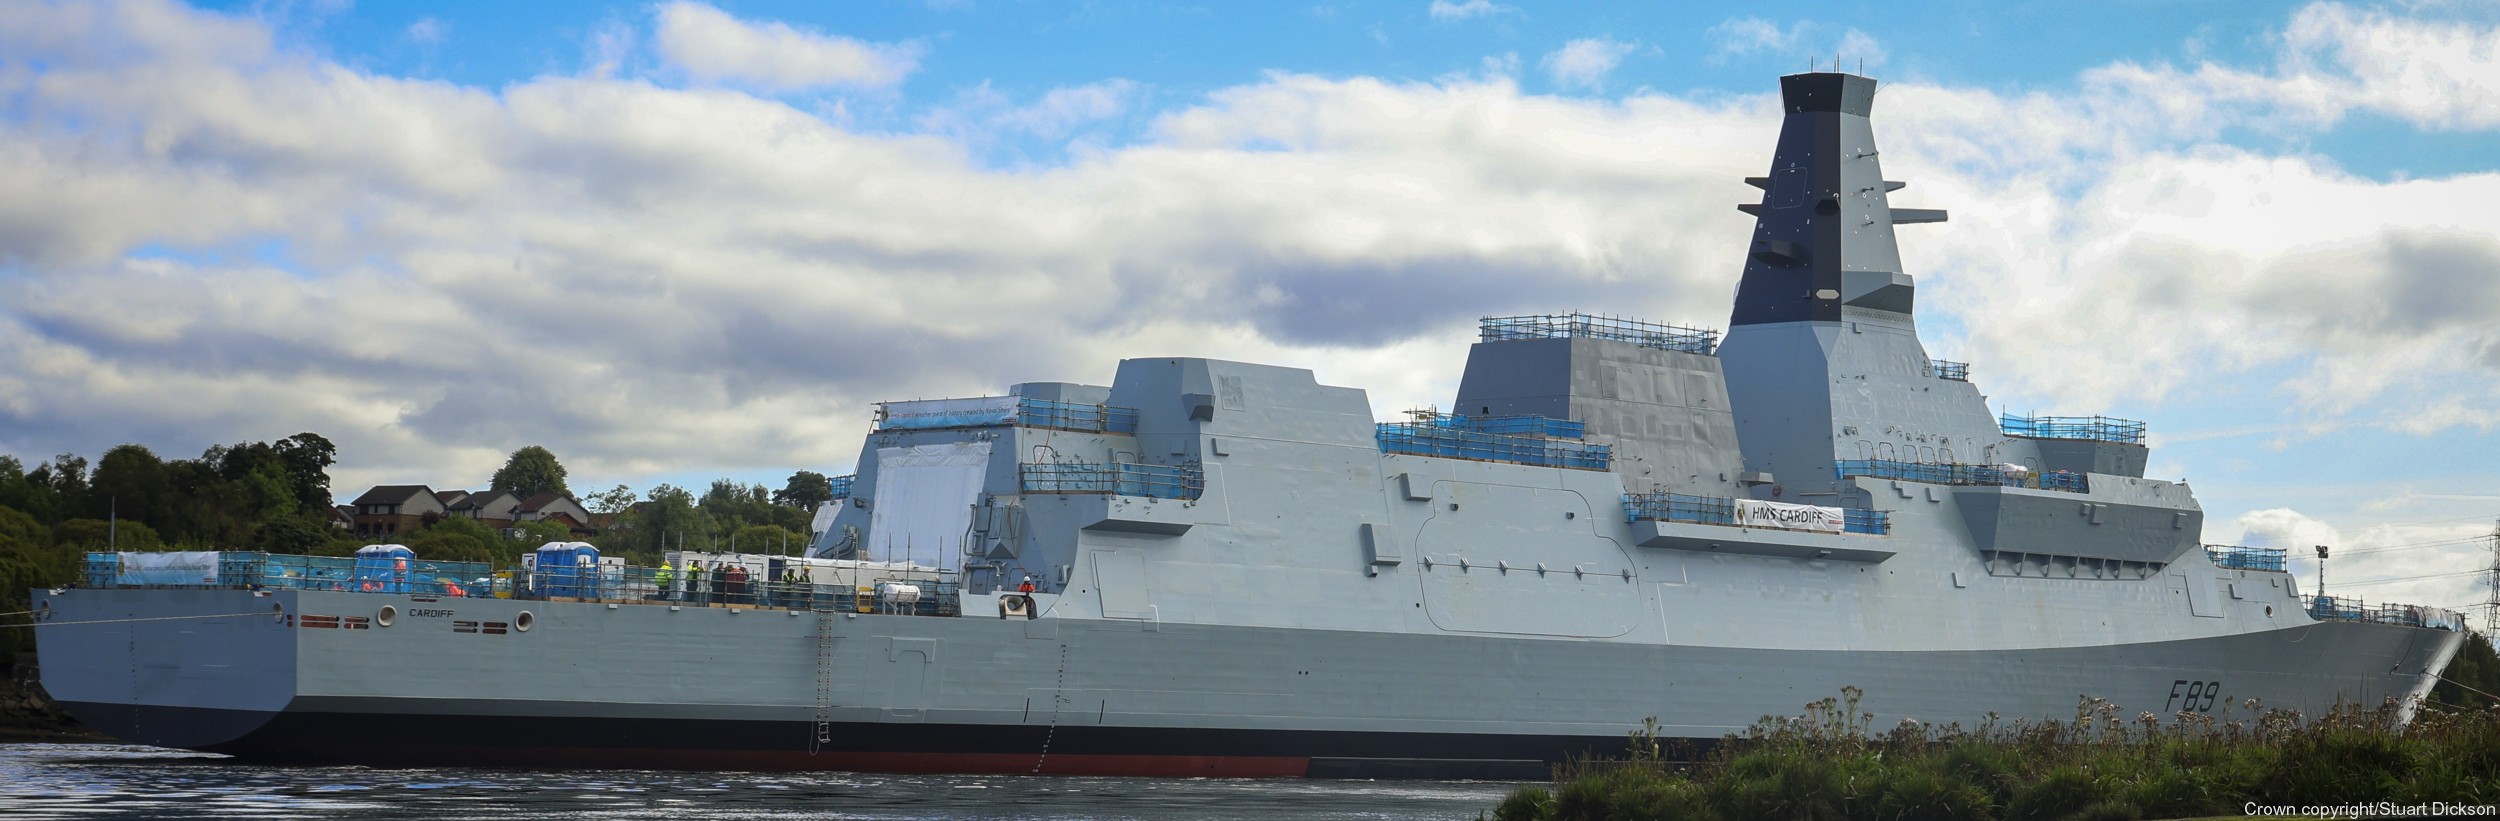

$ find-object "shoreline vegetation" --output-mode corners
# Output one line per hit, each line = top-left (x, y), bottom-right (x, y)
(1488, 640), (2500, 821)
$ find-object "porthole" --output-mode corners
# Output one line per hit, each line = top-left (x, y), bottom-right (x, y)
(514, 611), (535, 633)
(2265, 605), (2274, 618)
(270, 602), (285, 624)
(375, 605), (398, 627)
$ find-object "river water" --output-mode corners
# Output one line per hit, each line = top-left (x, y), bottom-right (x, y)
(0, 743), (1520, 820)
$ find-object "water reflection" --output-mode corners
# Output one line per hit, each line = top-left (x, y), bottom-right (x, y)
(0, 744), (1521, 820)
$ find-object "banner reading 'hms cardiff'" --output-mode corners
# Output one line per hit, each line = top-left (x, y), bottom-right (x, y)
(1733, 500), (1845, 533)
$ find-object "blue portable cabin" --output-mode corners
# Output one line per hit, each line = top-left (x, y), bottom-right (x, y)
(533, 542), (601, 598)
(352, 544), (416, 593)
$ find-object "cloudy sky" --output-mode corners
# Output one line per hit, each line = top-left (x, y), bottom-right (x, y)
(2, 0), (2496, 618)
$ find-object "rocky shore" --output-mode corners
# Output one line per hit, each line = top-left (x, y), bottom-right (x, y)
(1, 665), (105, 743)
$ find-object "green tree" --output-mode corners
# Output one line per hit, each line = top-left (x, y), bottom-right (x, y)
(54, 518), (163, 552)
(700, 479), (772, 534)
(511, 518), (572, 547)
(403, 515), (504, 566)
(273, 432), (338, 513)
(2433, 632), (2500, 711)
(0, 504), (69, 652)
(625, 483), (713, 554)
(588, 483), (638, 516)
(729, 523), (809, 555)
(0, 456), (31, 518)
(253, 516), (332, 555)
(490, 446), (571, 498)
(87, 444), (172, 528)
(772, 471), (835, 509)
(18, 453), (88, 525)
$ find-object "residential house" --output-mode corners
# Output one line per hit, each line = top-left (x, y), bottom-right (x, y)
(350, 485), (445, 538)
(327, 505), (356, 530)
(516, 493), (597, 537)
(447, 490), (522, 529)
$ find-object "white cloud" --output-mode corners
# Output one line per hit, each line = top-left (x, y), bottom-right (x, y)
(1836, 29), (1886, 71)
(1707, 17), (1884, 70)
(1541, 37), (1637, 91)
(1708, 17), (1797, 60)
(2281, 2), (2500, 130)
(917, 79), (1141, 150)
(7, 0), (2500, 511)
(405, 17), (445, 45)
(653, 1), (921, 92)
(1428, 0), (1508, 22)
(2232, 507), (2494, 614)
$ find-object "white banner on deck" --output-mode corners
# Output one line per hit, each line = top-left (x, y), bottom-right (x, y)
(1733, 500), (1845, 533)
(879, 396), (1018, 430)
(119, 551), (221, 586)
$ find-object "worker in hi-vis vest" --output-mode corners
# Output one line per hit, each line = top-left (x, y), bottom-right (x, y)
(654, 562), (674, 602)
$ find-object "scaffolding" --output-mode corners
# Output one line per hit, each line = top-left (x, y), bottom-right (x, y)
(1014, 398), (1141, 434)
(827, 474), (856, 500)
(1999, 413), (2146, 445)
(1478, 313), (1720, 355)
(1836, 459), (2092, 494)
(2204, 544), (2288, 573)
(876, 396), (1141, 434)
(1924, 359), (1970, 381)
(1403, 410), (1587, 440)
(1018, 461), (1204, 500)
(1378, 422), (1612, 471)
(1622, 492), (1735, 526)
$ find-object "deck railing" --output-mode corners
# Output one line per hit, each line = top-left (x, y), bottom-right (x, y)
(1014, 398), (1141, 433)
(1019, 461), (1204, 499)
(2204, 544), (2288, 572)
(79, 550), (974, 617)
(1836, 459), (2091, 494)
(1479, 313), (1720, 355)
(83, 552), (495, 597)
(1379, 423), (1612, 471)
(1999, 413), (2146, 445)
(1622, 492), (1735, 526)
(877, 396), (1141, 434)
(2302, 595), (2469, 632)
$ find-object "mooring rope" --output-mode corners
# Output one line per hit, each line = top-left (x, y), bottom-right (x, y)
(6, 612), (274, 628)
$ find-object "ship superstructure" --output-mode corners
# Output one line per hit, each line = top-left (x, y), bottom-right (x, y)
(31, 72), (2469, 778)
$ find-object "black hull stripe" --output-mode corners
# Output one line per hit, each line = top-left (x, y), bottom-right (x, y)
(66, 701), (1680, 779)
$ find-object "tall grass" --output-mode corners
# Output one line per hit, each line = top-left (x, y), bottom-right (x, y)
(1489, 687), (2500, 821)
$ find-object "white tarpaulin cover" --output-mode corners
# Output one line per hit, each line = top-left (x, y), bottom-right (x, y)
(808, 501), (840, 537)
(880, 396), (1018, 430)
(118, 551), (221, 586)
(1733, 499), (1845, 533)
(867, 442), (991, 570)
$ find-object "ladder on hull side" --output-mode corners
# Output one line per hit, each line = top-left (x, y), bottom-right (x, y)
(809, 609), (836, 754)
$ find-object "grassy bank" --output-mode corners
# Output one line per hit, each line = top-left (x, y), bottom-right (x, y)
(1489, 686), (2500, 821)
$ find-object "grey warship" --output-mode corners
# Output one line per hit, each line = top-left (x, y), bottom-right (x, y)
(30, 72), (2470, 778)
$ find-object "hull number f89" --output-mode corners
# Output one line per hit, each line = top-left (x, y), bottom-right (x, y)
(2167, 679), (2222, 712)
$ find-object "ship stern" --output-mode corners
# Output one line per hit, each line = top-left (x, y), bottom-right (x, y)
(32, 586), (298, 749)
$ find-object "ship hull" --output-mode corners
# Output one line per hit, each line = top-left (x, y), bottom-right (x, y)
(34, 587), (2462, 779)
